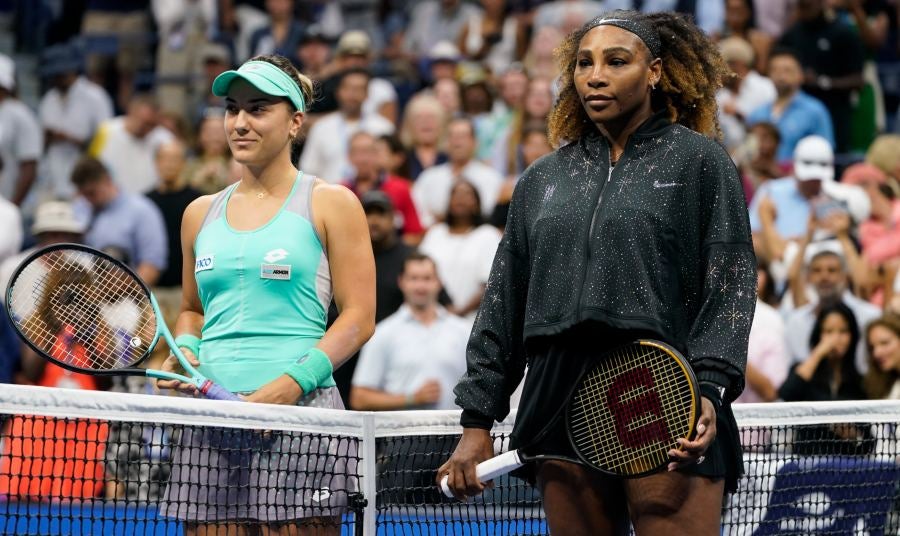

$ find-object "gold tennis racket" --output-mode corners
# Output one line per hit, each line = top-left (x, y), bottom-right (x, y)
(441, 339), (700, 496)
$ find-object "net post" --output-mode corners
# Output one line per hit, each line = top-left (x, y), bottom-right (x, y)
(361, 411), (377, 536)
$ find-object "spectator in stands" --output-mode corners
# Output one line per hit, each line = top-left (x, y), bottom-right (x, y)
(38, 42), (114, 206)
(405, 0), (482, 59)
(419, 180), (501, 324)
(248, 0), (304, 62)
(81, 0), (151, 109)
(716, 37), (776, 152)
(89, 93), (176, 195)
(295, 24), (332, 80)
(401, 93), (448, 181)
(736, 262), (789, 403)
(427, 41), (462, 85)
(751, 136), (867, 271)
(313, 31), (399, 124)
(0, 195), (21, 267)
(523, 25), (563, 81)
(0, 201), (85, 304)
(718, 0), (772, 73)
(333, 190), (415, 401)
(190, 42), (233, 128)
(733, 122), (787, 203)
(433, 77), (463, 118)
(375, 134), (411, 180)
(864, 315), (900, 399)
(532, 0), (605, 34)
(747, 48), (834, 164)
(842, 163), (900, 268)
(146, 140), (202, 365)
(492, 121), (551, 229)
(784, 244), (881, 372)
(413, 117), (503, 227)
(778, 301), (873, 454)
(186, 107), (233, 194)
(778, 0), (865, 155)
(152, 0), (217, 119)
(479, 63), (528, 168)
(459, 0), (524, 76)
(71, 157), (168, 287)
(300, 68), (394, 183)
(0, 54), (42, 208)
(344, 132), (423, 243)
(458, 63), (495, 120)
(504, 77), (553, 175)
(866, 134), (900, 180)
(351, 251), (469, 410)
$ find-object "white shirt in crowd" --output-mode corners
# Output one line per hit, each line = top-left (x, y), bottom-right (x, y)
(39, 76), (114, 202)
(784, 290), (882, 374)
(90, 116), (174, 194)
(362, 78), (398, 122)
(412, 160), (503, 228)
(0, 98), (43, 205)
(300, 111), (395, 183)
(717, 71), (776, 150)
(352, 305), (470, 410)
(737, 300), (789, 404)
(0, 195), (22, 266)
(419, 223), (502, 325)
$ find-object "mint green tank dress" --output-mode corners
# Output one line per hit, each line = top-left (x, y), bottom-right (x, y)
(161, 172), (357, 523)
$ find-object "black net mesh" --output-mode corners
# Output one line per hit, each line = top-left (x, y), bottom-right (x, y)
(0, 388), (898, 536)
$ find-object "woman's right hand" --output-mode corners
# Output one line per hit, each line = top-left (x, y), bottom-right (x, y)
(436, 427), (495, 500)
(156, 349), (200, 396)
(812, 333), (839, 360)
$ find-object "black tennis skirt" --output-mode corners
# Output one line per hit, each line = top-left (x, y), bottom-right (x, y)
(508, 324), (743, 493)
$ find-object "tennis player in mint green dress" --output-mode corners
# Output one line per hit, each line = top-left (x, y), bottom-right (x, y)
(157, 54), (375, 535)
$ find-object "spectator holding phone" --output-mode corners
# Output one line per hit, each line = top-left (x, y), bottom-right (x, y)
(750, 136), (868, 288)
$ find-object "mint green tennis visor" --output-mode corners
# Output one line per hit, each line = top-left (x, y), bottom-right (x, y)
(212, 60), (306, 112)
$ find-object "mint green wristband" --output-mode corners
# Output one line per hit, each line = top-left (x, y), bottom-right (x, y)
(285, 348), (333, 394)
(174, 334), (201, 357)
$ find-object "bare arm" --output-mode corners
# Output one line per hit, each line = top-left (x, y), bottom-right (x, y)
(745, 363), (779, 402)
(350, 381), (441, 411)
(156, 196), (213, 394)
(136, 263), (161, 287)
(11, 161), (36, 206)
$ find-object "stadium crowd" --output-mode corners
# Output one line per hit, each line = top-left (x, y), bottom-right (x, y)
(1, 0), (900, 500)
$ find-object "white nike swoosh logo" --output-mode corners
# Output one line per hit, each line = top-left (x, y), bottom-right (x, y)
(653, 180), (683, 188)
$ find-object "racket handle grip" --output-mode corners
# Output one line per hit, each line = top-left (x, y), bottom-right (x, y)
(199, 380), (241, 401)
(440, 450), (524, 498)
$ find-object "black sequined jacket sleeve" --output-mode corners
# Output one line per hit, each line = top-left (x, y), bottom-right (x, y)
(455, 112), (756, 426)
(455, 169), (532, 429)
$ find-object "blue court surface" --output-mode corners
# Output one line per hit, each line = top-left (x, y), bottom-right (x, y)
(0, 501), (548, 535)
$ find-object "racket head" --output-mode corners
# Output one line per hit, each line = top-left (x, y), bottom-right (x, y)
(5, 243), (160, 375)
(565, 339), (700, 478)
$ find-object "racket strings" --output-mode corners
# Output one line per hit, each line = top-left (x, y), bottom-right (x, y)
(568, 343), (695, 476)
(8, 249), (156, 371)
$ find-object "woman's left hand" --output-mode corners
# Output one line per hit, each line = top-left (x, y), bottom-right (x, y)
(240, 375), (304, 405)
(667, 396), (717, 471)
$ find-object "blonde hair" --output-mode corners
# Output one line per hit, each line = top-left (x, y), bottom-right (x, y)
(400, 93), (447, 149)
(866, 134), (900, 177)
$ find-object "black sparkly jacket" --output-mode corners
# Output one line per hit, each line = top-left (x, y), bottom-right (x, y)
(455, 111), (756, 426)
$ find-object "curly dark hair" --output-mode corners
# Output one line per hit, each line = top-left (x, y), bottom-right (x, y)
(547, 11), (730, 147)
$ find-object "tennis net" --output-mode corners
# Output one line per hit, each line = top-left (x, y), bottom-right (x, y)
(0, 384), (899, 535)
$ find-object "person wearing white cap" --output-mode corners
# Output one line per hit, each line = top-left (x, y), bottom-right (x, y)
(0, 201), (86, 304)
(0, 53), (43, 209)
(749, 135), (868, 275)
(715, 36), (775, 151)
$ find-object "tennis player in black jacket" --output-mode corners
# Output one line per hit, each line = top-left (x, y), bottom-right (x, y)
(439, 10), (756, 535)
